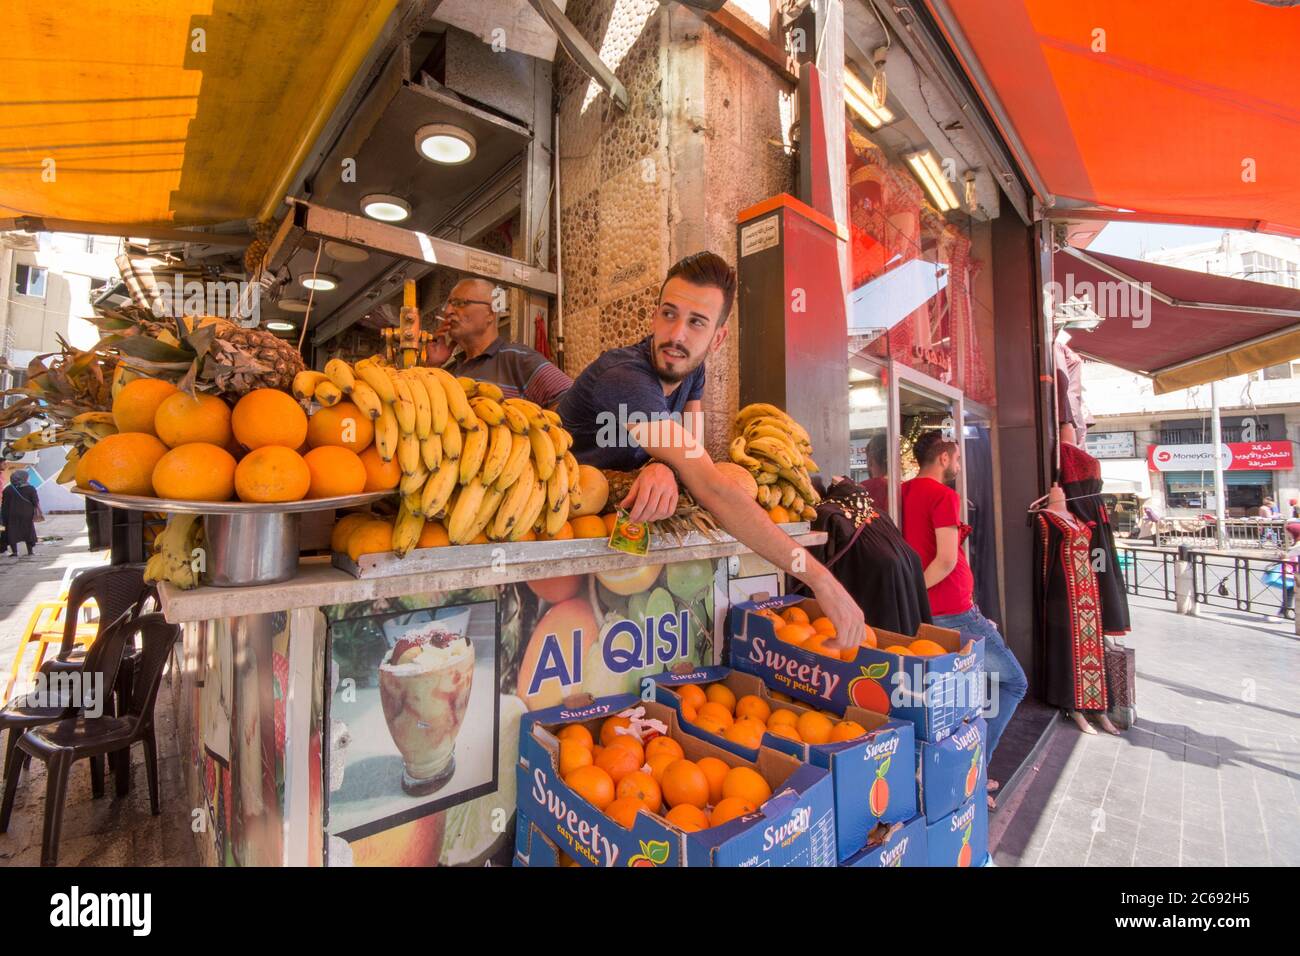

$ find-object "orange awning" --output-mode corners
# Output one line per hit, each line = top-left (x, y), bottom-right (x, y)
(930, 1), (1300, 236)
(0, 1), (398, 230)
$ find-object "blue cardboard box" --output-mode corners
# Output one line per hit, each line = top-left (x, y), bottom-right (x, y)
(654, 667), (915, 862)
(516, 693), (837, 867)
(514, 812), (564, 867)
(840, 816), (928, 867)
(925, 792), (988, 867)
(917, 716), (987, 823)
(728, 594), (984, 743)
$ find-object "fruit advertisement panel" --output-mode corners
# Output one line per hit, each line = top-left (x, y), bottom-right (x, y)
(325, 600), (500, 853)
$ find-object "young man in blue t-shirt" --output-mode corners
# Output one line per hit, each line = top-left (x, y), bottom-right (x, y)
(559, 252), (867, 648)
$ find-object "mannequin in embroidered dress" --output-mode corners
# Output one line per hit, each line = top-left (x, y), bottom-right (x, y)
(1033, 483), (1123, 737)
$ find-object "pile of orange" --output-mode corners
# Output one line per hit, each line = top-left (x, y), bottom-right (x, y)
(676, 681), (871, 747)
(880, 638), (949, 657)
(81, 379), (373, 506)
(755, 604), (879, 662)
(557, 716), (774, 832)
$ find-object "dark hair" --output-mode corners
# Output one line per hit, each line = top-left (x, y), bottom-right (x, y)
(660, 252), (737, 327)
(866, 432), (888, 469)
(913, 431), (957, 467)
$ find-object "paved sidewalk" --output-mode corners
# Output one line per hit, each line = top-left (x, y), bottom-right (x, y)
(0, 511), (197, 865)
(0, 512), (108, 697)
(992, 596), (1300, 866)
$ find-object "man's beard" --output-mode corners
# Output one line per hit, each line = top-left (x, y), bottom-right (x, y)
(652, 342), (698, 383)
(943, 465), (959, 484)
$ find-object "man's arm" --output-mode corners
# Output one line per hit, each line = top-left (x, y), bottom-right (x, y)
(925, 526), (960, 589)
(629, 420), (865, 650)
(523, 358), (574, 410)
(620, 398), (704, 522)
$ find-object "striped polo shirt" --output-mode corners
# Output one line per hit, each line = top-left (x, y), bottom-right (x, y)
(446, 337), (572, 409)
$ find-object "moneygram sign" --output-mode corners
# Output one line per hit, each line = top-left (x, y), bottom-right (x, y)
(1147, 441), (1294, 472)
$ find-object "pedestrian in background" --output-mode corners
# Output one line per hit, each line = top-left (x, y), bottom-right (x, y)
(0, 469), (42, 556)
(900, 431), (1027, 805)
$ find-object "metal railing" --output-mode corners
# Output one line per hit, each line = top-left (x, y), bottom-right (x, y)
(1147, 517), (1296, 551)
(1116, 543), (1295, 619)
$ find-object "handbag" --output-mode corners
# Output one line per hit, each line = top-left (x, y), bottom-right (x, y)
(1103, 642), (1136, 717)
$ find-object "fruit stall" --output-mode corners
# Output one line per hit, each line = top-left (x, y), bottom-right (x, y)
(4, 307), (864, 866)
(0, 293), (989, 866)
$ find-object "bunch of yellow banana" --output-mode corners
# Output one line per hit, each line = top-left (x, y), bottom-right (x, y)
(143, 513), (205, 590)
(313, 357), (580, 555)
(427, 387), (578, 547)
(729, 403), (820, 521)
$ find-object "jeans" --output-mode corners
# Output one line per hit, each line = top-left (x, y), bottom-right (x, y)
(932, 605), (1028, 763)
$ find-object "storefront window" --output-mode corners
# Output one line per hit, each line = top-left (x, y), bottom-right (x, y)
(1164, 471), (1274, 513)
(848, 359), (890, 516)
(844, 127), (995, 407)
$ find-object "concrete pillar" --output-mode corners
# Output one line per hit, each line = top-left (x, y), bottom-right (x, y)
(1174, 545), (1197, 615)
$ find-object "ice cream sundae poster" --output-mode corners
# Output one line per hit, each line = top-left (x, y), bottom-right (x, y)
(325, 600), (500, 842)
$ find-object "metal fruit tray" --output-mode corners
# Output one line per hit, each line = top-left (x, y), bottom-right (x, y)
(75, 488), (392, 587)
(72, 488), (391, 515)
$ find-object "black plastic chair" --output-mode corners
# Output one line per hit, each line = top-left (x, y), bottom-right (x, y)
(42, 566), (154, 706)
(0, 613), (178, 866)
(0, 605), (137, 791)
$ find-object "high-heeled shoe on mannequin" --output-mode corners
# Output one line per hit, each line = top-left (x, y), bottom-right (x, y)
(1069, 711), (1097, 735)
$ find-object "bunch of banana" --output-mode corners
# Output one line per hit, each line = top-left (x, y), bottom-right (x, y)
(729, 403), (820, 522)
(143, 513), (205, 590)
(426, 387), (578, 546)
(309, 357), (580, 554)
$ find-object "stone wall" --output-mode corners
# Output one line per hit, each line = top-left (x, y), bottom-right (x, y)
(556, 0), (794, 460)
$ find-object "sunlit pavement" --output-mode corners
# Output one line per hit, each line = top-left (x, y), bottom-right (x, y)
(0, 513), (197, 866)
(991, 597), (1300, 867)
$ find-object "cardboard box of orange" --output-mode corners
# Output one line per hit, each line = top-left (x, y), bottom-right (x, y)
(924, 790), (988, 867)
(514, 812), (565, 867)
(917, 716), (987, 823)
(653, 666), (915, 862)
(840, 816), (928, 867)
(515, 693), (837, 867)
(728, 594), (984, 743)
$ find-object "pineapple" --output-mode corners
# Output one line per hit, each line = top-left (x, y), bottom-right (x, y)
(94, 305), (305, 398)
(243, 220), (274, 275)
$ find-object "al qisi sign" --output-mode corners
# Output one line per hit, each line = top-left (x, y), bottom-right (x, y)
(1147, 441), (1294, 472)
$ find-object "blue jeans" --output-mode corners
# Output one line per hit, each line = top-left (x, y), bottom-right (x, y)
(931, 605), (1028, 764)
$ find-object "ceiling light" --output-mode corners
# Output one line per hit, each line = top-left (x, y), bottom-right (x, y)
(300, 273), (339, 292)
(266, 320), (295, 332)
(904, 150), (960, 213)
(844, 69), (894, 128)
(324, 241), (370, 262)
(361, 193), (411, 222)
(278, 298), (310, 313)
(415, 124), (476, 165)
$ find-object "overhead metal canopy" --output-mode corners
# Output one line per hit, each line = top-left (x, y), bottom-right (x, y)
(0, 0), (400, 229)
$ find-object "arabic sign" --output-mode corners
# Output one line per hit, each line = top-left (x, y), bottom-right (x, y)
(1085, 431), (1137, 459)
(1147, 441), (1294, 472)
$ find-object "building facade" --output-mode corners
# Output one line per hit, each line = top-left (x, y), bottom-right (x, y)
(1, 231), (123, 509)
